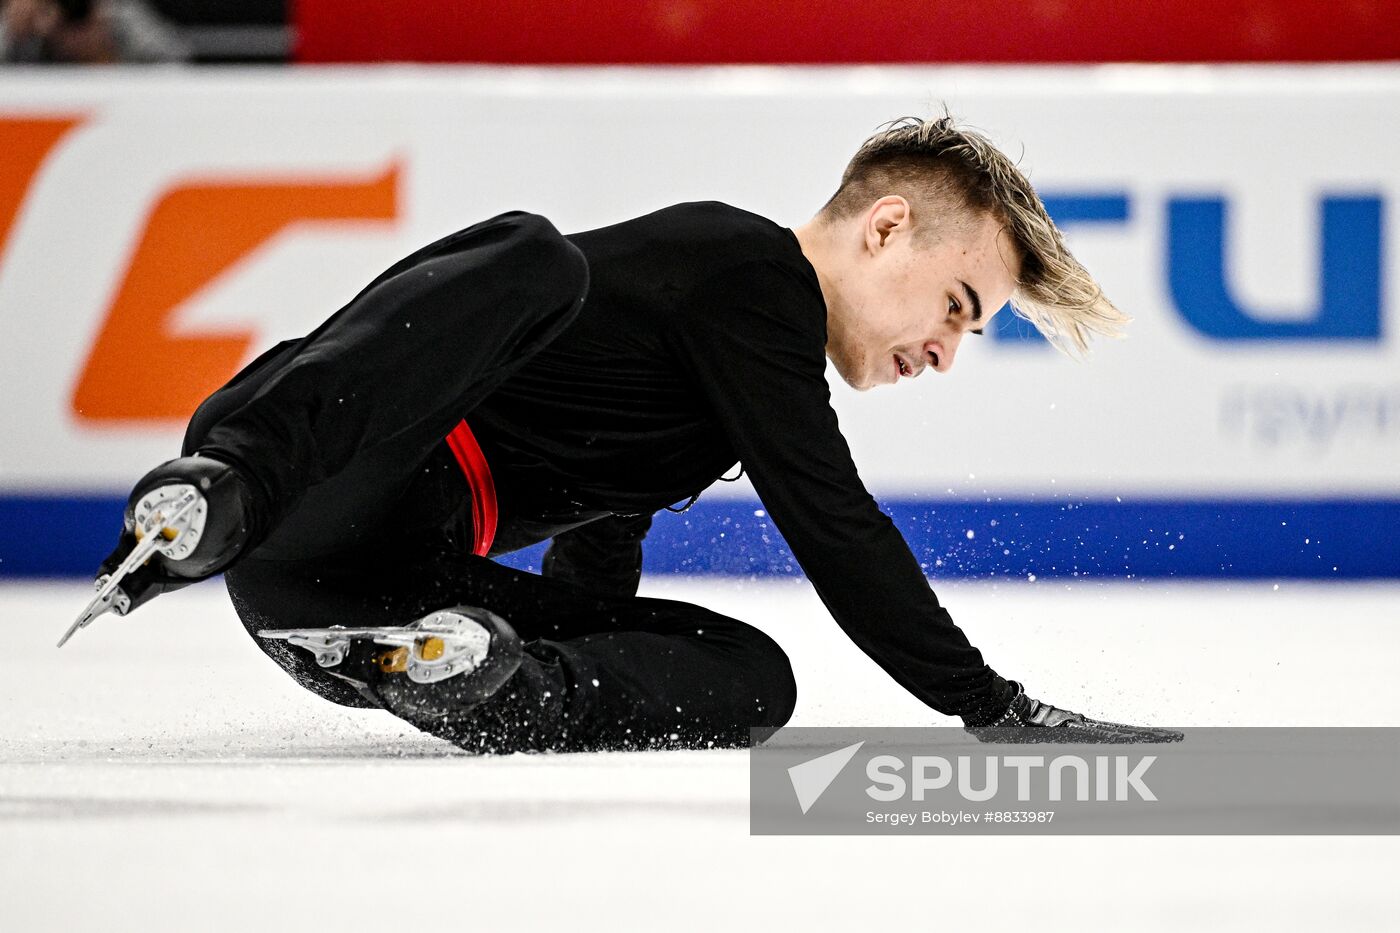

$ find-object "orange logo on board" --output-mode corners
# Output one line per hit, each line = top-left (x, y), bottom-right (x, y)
(71, 166), (399, 421)
(0, 114), (401, 424)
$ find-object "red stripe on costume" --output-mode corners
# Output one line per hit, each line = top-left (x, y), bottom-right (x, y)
(445, 420), (498, 557)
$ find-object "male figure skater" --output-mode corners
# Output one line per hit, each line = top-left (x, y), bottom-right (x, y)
(65, 116), (1181, 750)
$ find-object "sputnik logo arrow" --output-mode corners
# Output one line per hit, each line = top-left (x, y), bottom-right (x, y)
(787, 741), (865, 814)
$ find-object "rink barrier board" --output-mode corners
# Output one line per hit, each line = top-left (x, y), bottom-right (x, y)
(2, 71), (1398, 507)
(2, 494), (1395, 580)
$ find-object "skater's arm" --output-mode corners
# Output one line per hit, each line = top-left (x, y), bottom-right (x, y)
(677, 260), (1014, 723)
(542, 512), (654, 597)
(189, 212), (589, 529)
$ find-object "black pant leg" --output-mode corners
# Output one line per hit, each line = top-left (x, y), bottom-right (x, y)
(184, 212), (588, 560)
(224, 551), (797, 752)
(399, 554), (799, 753)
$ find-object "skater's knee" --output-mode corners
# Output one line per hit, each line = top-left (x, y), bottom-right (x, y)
(511, 220), (590, 340)
(523, 214), (590, 298)
(492, 213), (590, 320)
(758, 667), (797, 729)
(744, 627), (797, 729)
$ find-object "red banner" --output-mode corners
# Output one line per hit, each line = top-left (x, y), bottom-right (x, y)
(296, 0), (1399, 64)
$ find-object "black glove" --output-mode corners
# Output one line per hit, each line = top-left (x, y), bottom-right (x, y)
(966, 682), (1183, 744)
(97, 455), (263, 612)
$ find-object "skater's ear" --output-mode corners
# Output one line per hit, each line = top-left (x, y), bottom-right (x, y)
(862, 196), (913, 254)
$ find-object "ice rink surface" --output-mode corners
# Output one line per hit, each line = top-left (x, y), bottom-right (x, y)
(2, 577), (1398, 931)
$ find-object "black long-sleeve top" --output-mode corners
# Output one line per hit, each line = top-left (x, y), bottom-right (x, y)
(470, 202), (1012, 720)
(192, 203), (1012, 721)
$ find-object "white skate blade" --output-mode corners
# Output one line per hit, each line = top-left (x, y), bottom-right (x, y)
(57, 487), (204, 648)
(258, 609), (495, 684)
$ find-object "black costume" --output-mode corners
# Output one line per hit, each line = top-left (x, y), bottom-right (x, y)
(186, 202), (1015, 752)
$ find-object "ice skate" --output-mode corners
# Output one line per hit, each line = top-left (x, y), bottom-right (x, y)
(257, 606), (523, 701)
(59, 455), (261, 648)
(57, 482), (207, 647)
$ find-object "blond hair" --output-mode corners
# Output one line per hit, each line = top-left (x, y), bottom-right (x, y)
(822, 115), (1129, 354)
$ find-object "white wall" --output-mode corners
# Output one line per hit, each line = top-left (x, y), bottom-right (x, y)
(1, 66), (1396, 500)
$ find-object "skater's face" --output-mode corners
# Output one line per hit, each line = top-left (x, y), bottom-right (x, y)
(824, 197), (1018, 391)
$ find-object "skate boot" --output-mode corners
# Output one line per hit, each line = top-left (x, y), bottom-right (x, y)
(60, 455), (263, 647)
(118, 455), (262, 581)
(257, 606), (524, 717)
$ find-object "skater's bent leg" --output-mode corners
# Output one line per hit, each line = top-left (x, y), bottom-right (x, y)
(374, 555), (798, 753)
(394, 596), (797, 754)
(185, 213), (588, 558)
(225, 551), (797, 751)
